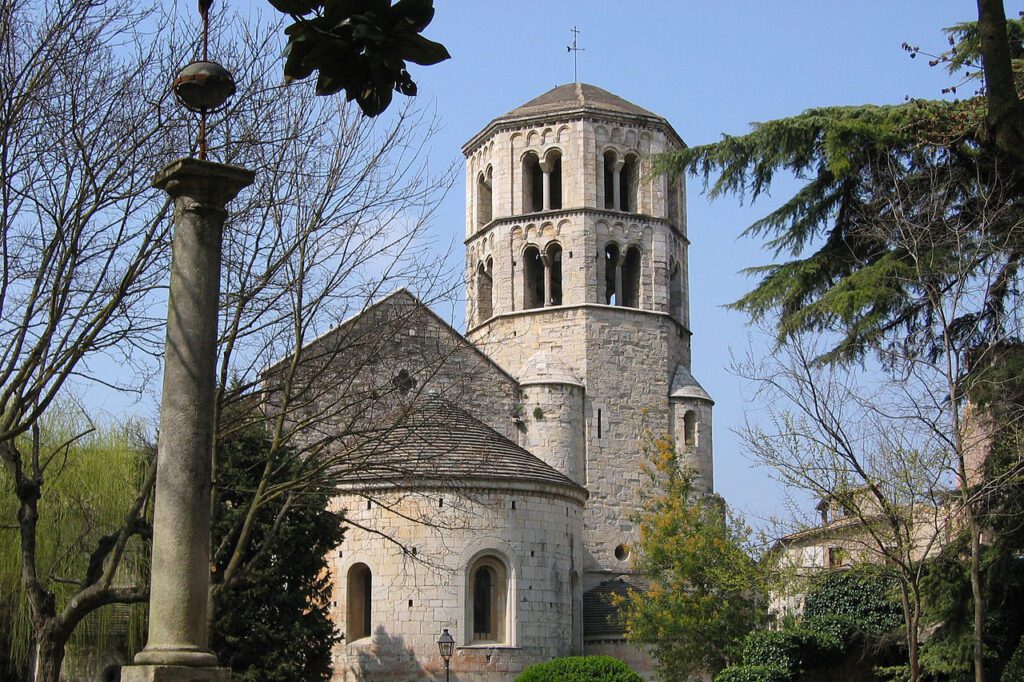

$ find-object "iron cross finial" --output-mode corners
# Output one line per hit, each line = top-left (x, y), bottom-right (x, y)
(567, 26), (585, 83)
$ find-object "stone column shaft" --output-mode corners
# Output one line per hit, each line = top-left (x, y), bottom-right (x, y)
(541, 253), (553, 306)
(538, 159), (553, 212)
(611, 160), (623, 211)
(614, 254), (625, 306)
(129, 158), (253, 676)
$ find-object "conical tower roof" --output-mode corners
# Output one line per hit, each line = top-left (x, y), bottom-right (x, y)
(505, 82), (660, 119)
(463, 82), (682, 153)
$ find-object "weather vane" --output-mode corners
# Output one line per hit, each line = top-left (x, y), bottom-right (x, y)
(567, 26), (585, 83)
(171, 0), (236, 160)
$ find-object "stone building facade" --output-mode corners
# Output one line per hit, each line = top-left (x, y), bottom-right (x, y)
(284, 84), (716, 681)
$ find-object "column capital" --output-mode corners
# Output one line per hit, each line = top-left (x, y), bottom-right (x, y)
(153, 157), (255, 209)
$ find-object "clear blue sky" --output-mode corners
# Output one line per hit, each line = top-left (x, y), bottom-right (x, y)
(408, 1), (987, 528)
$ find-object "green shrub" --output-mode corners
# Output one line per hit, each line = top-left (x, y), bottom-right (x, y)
(740, 627), (842, 677)
(788, 627), (843, 668)
(873, 665), (910, 682)
(802, 614), (850, 644)
(714, 664), (791, 682)
(742, 631), (800, 672)
(803, 572), (902, 638)
(1004, 638), (1024, 682)
(516, 655), (643, 682)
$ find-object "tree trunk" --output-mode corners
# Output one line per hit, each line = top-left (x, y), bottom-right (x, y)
(970, 516), (986, 682)
(898, 583), (921, 682)
(976, 0), (1024, 162)
(32, 632), (67, 682)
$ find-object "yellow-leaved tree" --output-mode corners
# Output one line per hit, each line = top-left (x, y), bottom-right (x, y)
(618, 435), (768, 681)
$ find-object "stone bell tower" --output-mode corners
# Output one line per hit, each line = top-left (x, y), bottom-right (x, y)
(462, 83), (714, 593)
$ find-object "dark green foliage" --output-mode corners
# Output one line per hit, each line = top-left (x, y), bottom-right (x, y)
(800, 614), (850, 644)
(738, 628), (842, 678)
(740, 631), (801, 672)
(271, 0), (450, 115)
(515, 655), (643, 682)
(209, 427), (344, 682)
(654, 95), (1024, 366)
(717, 572), (900, 682)
(713, 665), (790, 682)
(803, 571), (903, 638)
(873, 665), (911, 682)
(1004, 638), (1024, 681)
(920, 538), (1024, 680)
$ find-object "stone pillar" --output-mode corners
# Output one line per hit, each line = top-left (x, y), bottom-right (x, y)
(611, 159), (624, 211)
(123, 158), (254, 682)
(541, 252), (553, 306)
(539, 159), (552, 211)
(614, 253), (625, 306)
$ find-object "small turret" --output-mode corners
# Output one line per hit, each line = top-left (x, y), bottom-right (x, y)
(670, 365), (714, 493)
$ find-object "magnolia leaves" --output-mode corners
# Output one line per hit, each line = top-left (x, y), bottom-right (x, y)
(272, 0), (450, 116)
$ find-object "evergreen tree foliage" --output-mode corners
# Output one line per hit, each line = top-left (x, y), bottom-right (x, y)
(209, 424), (344, 682)
(618, 436), (767, 679)
(654, 19), (1024, 365)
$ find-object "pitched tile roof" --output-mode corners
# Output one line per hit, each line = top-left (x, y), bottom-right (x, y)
(333, 396), (585, 495)
(503, 83), (659, 120)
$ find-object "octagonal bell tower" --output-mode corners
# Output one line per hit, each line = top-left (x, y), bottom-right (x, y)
(463, 83), (714, 597)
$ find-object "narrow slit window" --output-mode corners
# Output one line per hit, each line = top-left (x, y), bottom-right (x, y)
(346, 563), (372, 641)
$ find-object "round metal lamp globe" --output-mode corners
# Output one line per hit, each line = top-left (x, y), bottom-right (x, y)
(172, 60), (235, 112)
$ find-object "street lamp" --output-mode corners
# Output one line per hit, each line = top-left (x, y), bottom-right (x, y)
(437, 628), (454, 682)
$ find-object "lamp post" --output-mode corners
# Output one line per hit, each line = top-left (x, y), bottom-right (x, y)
(437, 628), (454, 682)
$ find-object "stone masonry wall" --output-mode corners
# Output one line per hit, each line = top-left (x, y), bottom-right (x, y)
(330, 484), (584, 681)
(468, 306), (688, 590)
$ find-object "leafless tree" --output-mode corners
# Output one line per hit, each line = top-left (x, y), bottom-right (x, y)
(192, 17), (463, 610)
(740, 338), (956, 682)
(0, 0), (186, 678)
(0, 1), (460, 678)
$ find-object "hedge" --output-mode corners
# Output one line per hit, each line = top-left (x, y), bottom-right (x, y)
(713, 664), (791, 682)
(516, 655), (643, 682)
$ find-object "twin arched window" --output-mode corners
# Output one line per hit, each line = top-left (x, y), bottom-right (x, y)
(601, 150), (638, 212)
(523, 242), (563, 310)
(346, 554), (511, 647)
(522, 149), (562, 213)
(604, 242), (641, 307)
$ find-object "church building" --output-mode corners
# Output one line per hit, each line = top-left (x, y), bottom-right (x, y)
(286, 83), (715, 681)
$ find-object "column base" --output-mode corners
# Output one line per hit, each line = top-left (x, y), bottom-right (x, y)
(120, 665), (230, 682)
